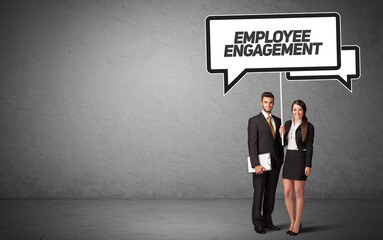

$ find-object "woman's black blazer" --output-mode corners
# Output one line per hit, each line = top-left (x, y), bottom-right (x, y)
(283, 120), (314, 167)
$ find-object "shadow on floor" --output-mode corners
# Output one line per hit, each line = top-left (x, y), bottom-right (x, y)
(301, 224), (343, 233)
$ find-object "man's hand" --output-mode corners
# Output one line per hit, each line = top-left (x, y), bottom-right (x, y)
(254, 165), (266, 174)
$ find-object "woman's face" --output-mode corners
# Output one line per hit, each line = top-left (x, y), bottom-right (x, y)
(292, 104), (304, 120)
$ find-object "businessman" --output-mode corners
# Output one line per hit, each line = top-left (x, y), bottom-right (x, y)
(247, 92), (284, 234)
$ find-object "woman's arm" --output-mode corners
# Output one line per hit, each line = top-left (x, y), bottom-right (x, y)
(279, 121), (290, 147)
(305, 123), (315, 168)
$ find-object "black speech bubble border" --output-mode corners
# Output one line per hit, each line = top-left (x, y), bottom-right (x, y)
(285, 45), (361, 92)
(205, 12), (342, 94)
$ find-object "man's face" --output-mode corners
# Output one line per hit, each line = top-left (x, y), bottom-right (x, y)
(261, 97), (274, 113)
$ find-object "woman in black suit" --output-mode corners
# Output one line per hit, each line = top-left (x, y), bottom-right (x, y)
(279, 100), (314, 236)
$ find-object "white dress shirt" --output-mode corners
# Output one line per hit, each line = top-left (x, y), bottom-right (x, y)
(287, 119), (302, 150)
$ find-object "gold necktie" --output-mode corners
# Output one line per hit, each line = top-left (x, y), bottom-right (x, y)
(268, 115), (275, 138)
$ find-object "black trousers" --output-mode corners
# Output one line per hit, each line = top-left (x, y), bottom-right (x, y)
(252, 165), (281, 227)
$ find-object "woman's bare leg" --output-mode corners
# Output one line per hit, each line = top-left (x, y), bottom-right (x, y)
(283, 179), (295, 231)
(292, 180), (306, 233)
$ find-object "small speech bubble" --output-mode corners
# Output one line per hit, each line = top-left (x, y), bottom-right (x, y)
(286, 46), (361, 92)
(206, 13), (341, 94)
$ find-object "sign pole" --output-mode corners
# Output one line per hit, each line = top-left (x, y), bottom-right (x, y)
(280, 72), (284, 146)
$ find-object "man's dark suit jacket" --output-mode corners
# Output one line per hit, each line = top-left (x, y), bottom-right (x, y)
(283, 119), (314, 168)
(248, 113), (284, 168)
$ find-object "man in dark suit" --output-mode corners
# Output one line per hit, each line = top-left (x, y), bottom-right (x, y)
(247, 92), (284, 234)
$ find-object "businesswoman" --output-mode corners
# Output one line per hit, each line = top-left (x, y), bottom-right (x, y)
(279, 100), (314, 236)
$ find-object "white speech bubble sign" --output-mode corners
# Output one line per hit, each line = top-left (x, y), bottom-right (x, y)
(206, 13), (341, 94)
(286, 46), (360, 92)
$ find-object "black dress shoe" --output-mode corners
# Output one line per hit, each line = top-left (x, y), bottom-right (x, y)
(254, 226), (266, 234)
(286, 230), (292, 234)
(265, 224), (280, 230)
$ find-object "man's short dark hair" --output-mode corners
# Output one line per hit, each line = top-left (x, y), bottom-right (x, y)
(261, 92), (274, 101)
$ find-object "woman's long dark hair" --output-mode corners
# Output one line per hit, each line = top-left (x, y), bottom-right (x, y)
(291, 100), (308, 142)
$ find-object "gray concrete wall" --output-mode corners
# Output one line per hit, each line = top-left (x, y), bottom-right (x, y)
(0, 0), (382, 198)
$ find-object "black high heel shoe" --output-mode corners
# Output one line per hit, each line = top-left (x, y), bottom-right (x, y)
(289, 223), (302, 236)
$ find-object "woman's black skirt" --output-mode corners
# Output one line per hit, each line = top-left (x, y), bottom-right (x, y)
(283, 150), (308, 181)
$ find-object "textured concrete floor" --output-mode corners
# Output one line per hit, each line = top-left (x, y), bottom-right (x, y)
(1, 198), (382, 240)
